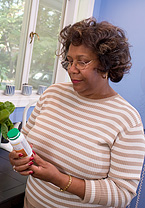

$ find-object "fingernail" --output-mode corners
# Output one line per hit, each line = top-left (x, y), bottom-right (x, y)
(28, 161), (34, 166)
(18, 153), (23, 157)
(29, 157), (34, 161)
(29, 171), (33, 175)
(32, 150), (36, 155)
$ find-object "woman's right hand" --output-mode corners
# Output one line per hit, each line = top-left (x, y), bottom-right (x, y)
(9, 150), (34, 175)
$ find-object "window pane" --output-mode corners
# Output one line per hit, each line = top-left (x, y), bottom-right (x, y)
(28, 0), (64, 89)
(0, 0), (25, 90)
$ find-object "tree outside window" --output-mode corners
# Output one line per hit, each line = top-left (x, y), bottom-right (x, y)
(0, 0), (64, 90)
(0, 0), (24, 90)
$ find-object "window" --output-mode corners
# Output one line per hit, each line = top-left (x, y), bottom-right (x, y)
(28, 0), (64, 89)
(0, 0), (95, 106)
(0, 0), (65, 90)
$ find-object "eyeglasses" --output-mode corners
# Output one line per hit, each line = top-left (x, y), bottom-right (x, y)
(61, 59), (95, 71)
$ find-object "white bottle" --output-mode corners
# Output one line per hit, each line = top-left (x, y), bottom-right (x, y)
(7, 128), (32, 157)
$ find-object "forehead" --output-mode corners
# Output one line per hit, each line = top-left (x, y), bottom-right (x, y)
(67, 44), (97, 59)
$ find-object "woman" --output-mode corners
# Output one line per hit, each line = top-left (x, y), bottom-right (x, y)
(9, 17), (145, 208)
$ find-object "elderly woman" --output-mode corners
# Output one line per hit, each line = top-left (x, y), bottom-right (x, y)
(9, 17), (145, 208)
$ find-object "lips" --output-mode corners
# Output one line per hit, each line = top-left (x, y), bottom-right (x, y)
(71, 79), (82, 84)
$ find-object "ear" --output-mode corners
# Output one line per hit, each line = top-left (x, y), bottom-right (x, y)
(102, 72), (108, 79)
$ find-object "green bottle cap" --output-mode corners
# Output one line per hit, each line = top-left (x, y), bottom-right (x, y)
(7, 128), (20, 140)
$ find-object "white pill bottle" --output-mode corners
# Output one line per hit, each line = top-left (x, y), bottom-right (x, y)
(7, 128), (32, 157)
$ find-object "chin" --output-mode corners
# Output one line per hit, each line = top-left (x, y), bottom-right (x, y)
(73, 87), (84, 95)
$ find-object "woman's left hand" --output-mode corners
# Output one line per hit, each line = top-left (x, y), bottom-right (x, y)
(26, 151), (85, 199)
(27, 151), (61, 185)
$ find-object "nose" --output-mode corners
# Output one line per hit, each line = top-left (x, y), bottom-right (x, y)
(69, 61), (79, 73)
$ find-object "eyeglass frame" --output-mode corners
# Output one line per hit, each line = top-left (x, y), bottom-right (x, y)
(61, 59), (96, 71)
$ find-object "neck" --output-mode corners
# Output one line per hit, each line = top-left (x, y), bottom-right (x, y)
(78, 83), (117, 100)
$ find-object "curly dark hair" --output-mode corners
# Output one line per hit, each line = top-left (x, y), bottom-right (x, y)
(58, 17), (132, 82)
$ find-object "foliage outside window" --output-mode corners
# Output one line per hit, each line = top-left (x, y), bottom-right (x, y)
(28, 1), (63, 89)
(0, 0), (24, 90)
(0, 0), (64, 90)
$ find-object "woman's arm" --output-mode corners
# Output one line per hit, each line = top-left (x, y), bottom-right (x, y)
(81, 124), (145, 207)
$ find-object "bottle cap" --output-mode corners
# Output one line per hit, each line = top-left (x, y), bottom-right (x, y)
(7, 128), (20, 140)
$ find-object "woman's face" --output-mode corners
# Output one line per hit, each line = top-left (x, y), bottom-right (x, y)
(67, 44), (108, 99)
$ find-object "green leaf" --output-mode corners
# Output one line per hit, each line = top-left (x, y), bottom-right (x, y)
(0, 101), (15, 138)
(0, 124), (1, 136)
(5, 118), (14, 131)
(0, 102), (4, 111)
(0, 109), (10, 124)
(1, 123), (8, 140)
(3, 101), (15, 114)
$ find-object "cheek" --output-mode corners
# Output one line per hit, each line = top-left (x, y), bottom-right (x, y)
(84, 70), (98, 82)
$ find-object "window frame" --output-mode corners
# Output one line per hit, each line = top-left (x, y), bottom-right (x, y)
(1, 0), (95, 107)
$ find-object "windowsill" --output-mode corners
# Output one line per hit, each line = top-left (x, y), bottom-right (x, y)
(0, 90), (40, 107)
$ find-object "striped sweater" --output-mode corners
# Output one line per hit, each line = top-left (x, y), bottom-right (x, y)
(22, 82), (145, 208)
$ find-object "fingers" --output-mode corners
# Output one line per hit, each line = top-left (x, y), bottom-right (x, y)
(9, 150), (24, 165)
(14, 160), (34, 173)
(9, 147), (35, 176)
(32, 152), (46, 167)
(27, 153), (48, 178)
(9, 150), (19, 160)
(9, 151), (21, 166)
(9, 143), (33, 160)
(9, 150), (34, 174)
(10, 149), (48, 177)
(13, 156), (35, 176)
(19, 170), (34, 176)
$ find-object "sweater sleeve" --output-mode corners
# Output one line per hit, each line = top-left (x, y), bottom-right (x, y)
(82, 124), (145, 207)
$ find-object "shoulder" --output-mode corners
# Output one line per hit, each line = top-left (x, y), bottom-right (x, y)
(112, 94), (142, 126)
(44, 82), (73, 93)
(38, 82), (74, 102)
(114, 94), (139, 113)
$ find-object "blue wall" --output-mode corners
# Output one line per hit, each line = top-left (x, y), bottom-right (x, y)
(93, 1), (145, 207)
(93, 0), (145, 128)
(10, 106), (34, 124)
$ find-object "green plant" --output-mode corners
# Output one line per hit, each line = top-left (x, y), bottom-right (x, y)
(0, 101), (15, 139)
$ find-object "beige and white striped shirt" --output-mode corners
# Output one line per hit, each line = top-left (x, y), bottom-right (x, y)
(22, 82), (145, 208)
